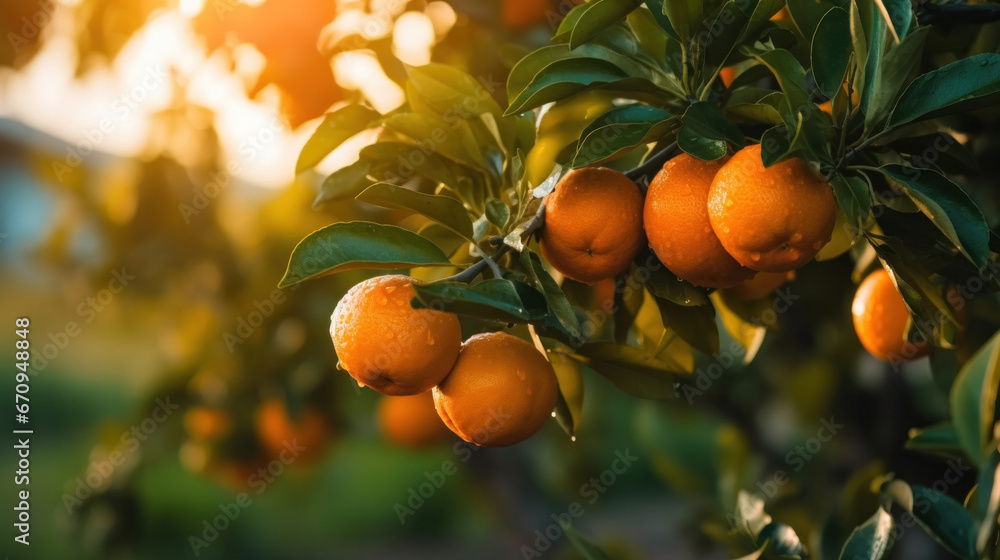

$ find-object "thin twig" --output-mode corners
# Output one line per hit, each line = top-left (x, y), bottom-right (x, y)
(444, 201), (547, 284)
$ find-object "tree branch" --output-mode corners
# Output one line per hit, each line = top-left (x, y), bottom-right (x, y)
(444, 201), (547, 284)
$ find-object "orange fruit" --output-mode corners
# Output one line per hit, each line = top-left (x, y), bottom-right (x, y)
(644, 153), (756, 288)
(330, 275), (462, 395)
(378, 392), (452, 449)
(852, 269), (930, 363)
(255, 398), (330, 460)
(720, 66), (737, 88)
(540, 167), (645, 284)
(433, 332), (558, 447)
(183, 406), (232, 442)
(708, 144), (836, 272)
(728, 270), (796, 301)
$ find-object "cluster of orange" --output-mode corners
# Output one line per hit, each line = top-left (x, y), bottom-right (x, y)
(331, 275), (558, 448)
(541, 144), (951, 363)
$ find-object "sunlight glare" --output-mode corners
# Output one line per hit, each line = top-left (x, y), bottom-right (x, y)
(425, 2), (457, 38)
(392, 12), (435, 67)
(179, 0), (205, 18)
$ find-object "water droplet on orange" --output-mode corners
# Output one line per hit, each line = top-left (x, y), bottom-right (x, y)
(377, 296), (388, 305)
(813, 240), (824, 250)
(750, 252), (761, 261)
(427, 331), (435, 345)
(386, 331), (394, 340)
(385, 286), (396, 293)
(722, 226), (730, 233)
(790, 233), (802, 243)
(725, 199), (733, 207)
(336, 361), (344, 370)
(516, 370), (526, 381)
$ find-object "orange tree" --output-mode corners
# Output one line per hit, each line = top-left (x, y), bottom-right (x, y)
(285, 1), (1000, 558)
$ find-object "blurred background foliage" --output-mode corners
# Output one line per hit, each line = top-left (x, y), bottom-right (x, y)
(1, 1), (999, 559)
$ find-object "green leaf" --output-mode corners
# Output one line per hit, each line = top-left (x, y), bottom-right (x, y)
(506, 58), (629, 116)
(485, 199), (510, 230)
(883, 480), (978, 560)
(867, 25), (928, 127)
(644, 254), (710, 306)
(279, 222), (452, 287)
(712, 292), (766, 364)
(573, 105), (674, 167)
(314, 160), (375, 207)
(355, 183), (474, 241)
(411, 279), (549, 323)
(754, 49), (830, 160)
(296, 105), (380, 174)
(787, 0), (849, 46)
(569, 343), (678, 399)
(877, 165), (990, 269)
(905, 423), (963, 459)
(951, 331), (1000, 465)
(359, 142), (476, 193)
(678, 101), (746, 161)
(812, 8), (852, 100)
(976, 447), (1000, 554)
(560, 0), (643, 49)
(520, 250), (583, 338)
(655, 297), (720, 356)
(859, 0), (887, 126)
(831, 173), (871, 235)
(559, 520), (613, 560)
(550, 351), (584, 438)
(881, 0), (912, 38)
(384, 113), (485, 169)
(406, 63), (504, 120)
(839, 507), (895, 560)
(758, 522), (807, 558)
(641, 0), (681, 41)
(659, 0), (690, 41)
(888, 53), (1000, 130)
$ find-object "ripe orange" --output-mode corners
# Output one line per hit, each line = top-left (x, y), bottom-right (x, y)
(255, 398), (330, 460)
(378, 392), (451, 449)
(433, 332), (558, 447)
(708, 144), (836, 272)
(852, 268), (930, 363)
(728, 270), (796, 301)
(330, 275), (462, 395)
(644, 153), (755, 288)
(183, 406), (232, 442)
(502, 0), (554, 29)
(720, 66), (736, 88)
(540, 167), (645, 284)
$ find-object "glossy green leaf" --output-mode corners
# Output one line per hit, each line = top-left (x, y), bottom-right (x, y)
(678, 101), (746, 161)
(787, 0), (848, 42)
(550, 352), (584, 438)
(645, 254), (709, 306)
(520, 250), (583, 338)
(406, 63), (504, 119)
(506, 58), (629, 115)
(384, 113), (485, 169)
(839, 507), (895, 560)
(355, 183), (474, 241)
(359, 142), (476, 193)
(859, 0), (887, 125)
(655, 297), (720, 356)
(812, 8), (851, 99)
(485, 199), (510, 230)
(905, 423), (963, 459)
(570, 342), (678, 399)
(712, 292), (766, 364)
(314, 160), (374, 207)
(560, 0), (643, 49)
(411, 279), (549, 323)
(642, 0), (681, 41)
(279, 222), (452, 287)
(831, 174), (872, 235)
(883, 481), (978, 560)
(951, 331), (1000, 465)
(877, 165), (990, 269)
(976, 447), (1000, 554)
(881, 0), (912, 38)
(867, 25), (928, 127)
(888, 54), (1000, 130)
(296, 104), (380, 174)
(573, 105), (674, 167)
